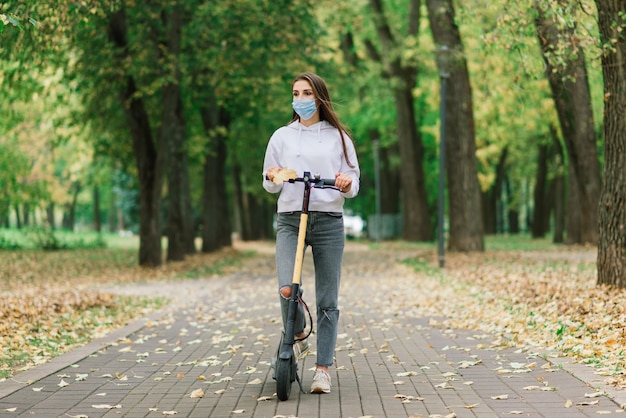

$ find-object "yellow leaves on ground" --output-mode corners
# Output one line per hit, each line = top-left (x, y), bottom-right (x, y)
(0, 247), (241, 377)
(394, 244), (626, 387)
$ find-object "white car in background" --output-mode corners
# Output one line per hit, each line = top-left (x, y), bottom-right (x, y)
(344, 213), (365, 239)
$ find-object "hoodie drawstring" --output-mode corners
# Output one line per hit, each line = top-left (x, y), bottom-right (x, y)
(296, 122), (323, 158)
(297, 124), (302, 157)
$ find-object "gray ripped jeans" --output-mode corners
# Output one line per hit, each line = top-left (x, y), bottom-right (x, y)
(275, 211), (344, 367)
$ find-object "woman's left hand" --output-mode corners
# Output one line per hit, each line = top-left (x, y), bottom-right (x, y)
(334, 173), (352, 193)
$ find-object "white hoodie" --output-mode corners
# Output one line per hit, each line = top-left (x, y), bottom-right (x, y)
(262, 120), (360, 213)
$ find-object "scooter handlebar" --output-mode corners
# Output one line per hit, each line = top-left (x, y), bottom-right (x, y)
(265, 172), (338, 189)
(313, 178), (336, 188)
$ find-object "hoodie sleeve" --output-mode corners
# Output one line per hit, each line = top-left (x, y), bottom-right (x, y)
(262, 131), (283, 194)
(340, 134), (360, 199)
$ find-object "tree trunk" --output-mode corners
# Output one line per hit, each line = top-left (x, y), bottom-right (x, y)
(160, 5), (194, 261)
(378, 141), (401, 214)
(596, 1), (626, 287)
(481, 148), (507, 235)
(233, 161), (273, 241)
(231, 162), (247, 240)
(369, 0), (432, 241)
(23, 203), (30, 227)
(14, 204), (21, 229)
(200, 93), (232, 253)
(426, 0), (484, 251)
(535, 1), (601, 244)
(394, 86), (433, 241)
(62, 181), (80, 231)
(565, 161), (582, 244)
(481, 191), (495, 235)
(550, 126), (565, 243)
(108, 9), (163, 267)
(46, 203), (55, 229)
(163, 90), (189, 261)
(93, 186), (101, 232)
(493, 147), (507, 234)
(531, 143), (548, 238)
(108, 190), (116, 232)
(504, 177), (520, 234)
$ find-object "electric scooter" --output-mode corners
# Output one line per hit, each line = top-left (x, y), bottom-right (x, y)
(271, 171), (339, 401)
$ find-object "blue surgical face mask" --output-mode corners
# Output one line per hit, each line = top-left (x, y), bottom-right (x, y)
(292, 98), (317, 120)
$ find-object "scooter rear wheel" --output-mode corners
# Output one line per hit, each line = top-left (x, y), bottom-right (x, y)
(275, 356), (293, 401)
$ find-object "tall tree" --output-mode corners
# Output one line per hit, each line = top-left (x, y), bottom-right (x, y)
(159, 3), (195, 261)
(200, 93), (232, 252)
(534, 0), (601, 244)
(596, 1), (626, 286)
(107, 8), (164, 267)
(367, 0), (433, 241)
(481, 147), (507, 235)
(426, 0), (484, 251)
(531, 142), (549, 238)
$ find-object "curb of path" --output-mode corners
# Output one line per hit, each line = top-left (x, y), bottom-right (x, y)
(548, 356), (626, 409)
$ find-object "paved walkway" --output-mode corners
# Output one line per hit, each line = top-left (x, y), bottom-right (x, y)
(0, 242), (624, 417)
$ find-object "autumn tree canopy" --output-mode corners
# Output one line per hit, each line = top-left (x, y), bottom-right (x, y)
(2, 0), (626, 287)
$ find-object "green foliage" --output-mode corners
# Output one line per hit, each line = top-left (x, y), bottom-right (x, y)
(22, 227), (107, 251)
(484, 233), (556, 251)
(24, 226), (66, 250)
(0, 0), (611, 244)
(0, 233), (22, 250)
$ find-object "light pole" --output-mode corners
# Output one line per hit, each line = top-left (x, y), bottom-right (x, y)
(436, 45), (451, 268)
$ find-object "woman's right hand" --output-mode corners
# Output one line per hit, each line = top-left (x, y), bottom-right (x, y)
(266, 166), (281, 182)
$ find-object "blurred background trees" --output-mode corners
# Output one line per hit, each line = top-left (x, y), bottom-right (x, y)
(1, 1), (624, 286)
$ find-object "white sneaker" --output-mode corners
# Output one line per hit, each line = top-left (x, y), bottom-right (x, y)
(293, 340), (310, 360)
(310, 369), (331, 393)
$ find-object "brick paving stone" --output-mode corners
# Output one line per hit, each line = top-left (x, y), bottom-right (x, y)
(0, 242), (623, 418)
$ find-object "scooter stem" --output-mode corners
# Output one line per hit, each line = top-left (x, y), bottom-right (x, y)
(291, 213), (308, 286)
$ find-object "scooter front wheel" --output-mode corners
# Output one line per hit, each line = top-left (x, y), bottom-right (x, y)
(275, 357), (293, 401)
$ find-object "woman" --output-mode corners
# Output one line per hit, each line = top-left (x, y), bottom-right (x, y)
(262, 72), (360, 394)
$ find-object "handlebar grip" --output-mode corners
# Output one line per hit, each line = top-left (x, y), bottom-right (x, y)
(319, 179), (335, 186)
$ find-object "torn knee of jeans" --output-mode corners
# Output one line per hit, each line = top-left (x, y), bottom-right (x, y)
(279, 286), (303, 300)
(279, 286), (291, 299)
(319, 306), (340, 322)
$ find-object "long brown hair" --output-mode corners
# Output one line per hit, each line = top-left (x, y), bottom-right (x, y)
(291, 72), (356, 168)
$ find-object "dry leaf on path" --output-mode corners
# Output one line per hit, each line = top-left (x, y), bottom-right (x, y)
(576, 400), (600, 406)
(92, 404), (122, 409)
(397, 371), (417, 377)
(189, 388), (204, 398)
